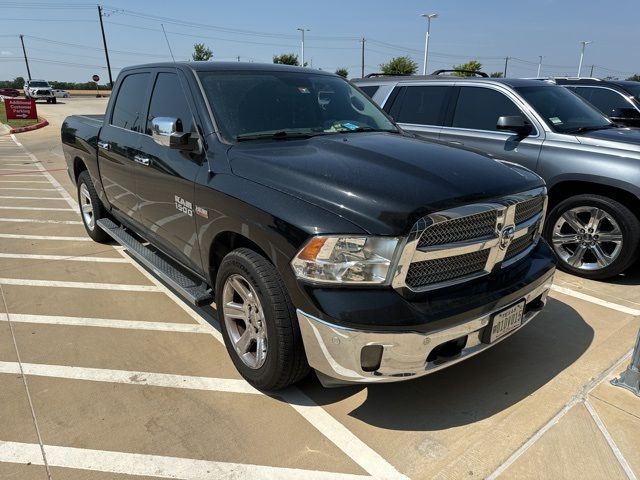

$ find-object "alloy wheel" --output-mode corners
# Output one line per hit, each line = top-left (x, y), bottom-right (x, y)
(80, 183), (95, 231)
(221, 274), (268, 369)
(551, 206), (623, 271)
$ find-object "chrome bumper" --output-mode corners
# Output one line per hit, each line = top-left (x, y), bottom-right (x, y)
(298, 274), (553, 384)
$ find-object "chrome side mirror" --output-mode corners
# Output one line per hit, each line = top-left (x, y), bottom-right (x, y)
(151, 117), (178, 147)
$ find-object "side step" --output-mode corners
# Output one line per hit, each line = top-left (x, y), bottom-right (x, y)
(97, 218), (213, 306)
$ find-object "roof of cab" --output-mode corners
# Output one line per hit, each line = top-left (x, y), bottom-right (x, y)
(120, 61), (336, 76)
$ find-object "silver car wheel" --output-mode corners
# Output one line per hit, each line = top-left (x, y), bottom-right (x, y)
(552, 206), (623, 271)
(222, 274), (268, 369)
(80, 183), (95, 231)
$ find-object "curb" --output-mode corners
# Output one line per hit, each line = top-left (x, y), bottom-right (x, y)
(9, 116), (49, 134)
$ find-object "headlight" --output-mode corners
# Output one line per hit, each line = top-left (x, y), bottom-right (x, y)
(291, 236), (400, 284)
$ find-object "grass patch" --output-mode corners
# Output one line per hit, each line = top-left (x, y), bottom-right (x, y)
(0, 101), (40, 129)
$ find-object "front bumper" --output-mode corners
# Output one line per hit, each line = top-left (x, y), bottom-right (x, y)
(298, 272), (553, 385)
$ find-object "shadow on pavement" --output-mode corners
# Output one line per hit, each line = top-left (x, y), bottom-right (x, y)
(293, 297), (593, 431)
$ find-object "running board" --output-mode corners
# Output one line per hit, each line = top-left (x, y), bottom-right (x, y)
(97, 218), (213, 306)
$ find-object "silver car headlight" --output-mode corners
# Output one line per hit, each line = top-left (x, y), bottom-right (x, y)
(291, 236), (400, 284)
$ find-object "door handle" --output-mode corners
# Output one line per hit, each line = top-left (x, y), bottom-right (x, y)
(97, 141), (109, 150)
(134, 155), (150, 166)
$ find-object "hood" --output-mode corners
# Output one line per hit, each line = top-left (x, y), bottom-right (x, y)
(228, 133), (544, 235)
(576, 127), (640, 152)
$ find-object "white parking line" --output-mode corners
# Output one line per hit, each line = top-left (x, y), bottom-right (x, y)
(0, 253), (125, 262)
(584, 400), (637, 480)
(0, 180), (50, 184)
(0, 361), (261, 395)
(551, 285), (640, 316)
(0, 206), (74, 211)
(0, 195), (64, 200)
(0, 313), (210, 333)
(0, 187), (58, 191)
(0, 278), (160, 292)
(0, 174), (44, 177)
(0, 218), (82, 225)
(0, 441), (371, 480)
(0, 233), (91, 241)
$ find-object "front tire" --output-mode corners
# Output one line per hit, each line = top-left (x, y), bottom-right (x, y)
(544, 194), (640, 279)
(77, 170), (110, 243)
(216, 248), (309, 390)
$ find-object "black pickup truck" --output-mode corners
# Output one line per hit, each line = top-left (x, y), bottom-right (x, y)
(61, 62), (556, 390)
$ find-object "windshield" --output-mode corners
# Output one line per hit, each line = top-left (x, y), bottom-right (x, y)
(197, 70), (397, 141)
(515, 85), (613, 133)
(28, 81), (49, 88)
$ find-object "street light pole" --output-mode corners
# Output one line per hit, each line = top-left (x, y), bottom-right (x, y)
(537, 56), (543, 78)
(577, 40), (592, 77)
(19, 34), (31, 81)
(297, 28), (309, 67)
(421, 13), (438, 75)
(97, 5), (114, 88)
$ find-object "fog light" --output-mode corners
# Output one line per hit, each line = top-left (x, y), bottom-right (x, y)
(360, 345), (383, 372)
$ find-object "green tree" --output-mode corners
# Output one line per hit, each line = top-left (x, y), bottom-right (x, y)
(192, 43), (213, 61)
(379, 56), (418, 75)
(626, 74), (640, 82)
(335, 68), (349, 78)
(452, 60), (483, 76)
(490, 71), (504, 78)
(12, 76), (25, 88)
(273, 53), (300, 66)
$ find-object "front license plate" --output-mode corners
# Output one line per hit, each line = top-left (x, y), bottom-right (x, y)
(485, 300), (525, 343)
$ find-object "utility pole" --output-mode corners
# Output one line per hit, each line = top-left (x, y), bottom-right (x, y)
(537, 56), (543, 78)
(590, 64), (595, 77)
(19, 34), (31, 80)
(97, 5), (113, 88)
(297, 27), (309, 67)
(237, 55), (240, 62)
(577, 40), (592, 77)
(360, 37), (365, 78)
(503, 56), (509, 77)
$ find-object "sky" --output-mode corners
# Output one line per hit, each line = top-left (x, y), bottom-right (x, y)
(0, 0), (638, 83)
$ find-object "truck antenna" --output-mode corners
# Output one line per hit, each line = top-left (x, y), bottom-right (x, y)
(160, 24), (213, 174)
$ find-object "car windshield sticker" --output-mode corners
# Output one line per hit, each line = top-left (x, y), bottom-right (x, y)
(549, 117), (563, 125)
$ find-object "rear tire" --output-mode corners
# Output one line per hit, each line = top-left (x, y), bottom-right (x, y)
(544, 194), (640, 279)
(77, 170), (110, 243)
(52, 97), (57, 104)
(216, 248), (309, 390)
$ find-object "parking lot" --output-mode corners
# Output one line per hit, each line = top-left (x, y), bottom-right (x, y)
(0, 97), (639, 480)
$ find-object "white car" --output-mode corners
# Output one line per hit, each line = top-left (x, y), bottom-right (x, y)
(24, 79), (56, 103)
(54, 89), (70, 98)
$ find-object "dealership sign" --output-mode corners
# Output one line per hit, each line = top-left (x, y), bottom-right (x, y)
(4, 98), (37, 120)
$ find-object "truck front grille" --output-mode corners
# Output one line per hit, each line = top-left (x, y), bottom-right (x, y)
(505, 222), (540, 261)
(405, 249), (490, 288)
(418, 210), (497, 247)
(514, 196), (544, 224)
(394, 188), (547, 292)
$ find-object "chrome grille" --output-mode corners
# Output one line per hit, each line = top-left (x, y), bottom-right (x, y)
(418, 210), (497, 247)
(505, 222), (540, 261)
(515, 196), (544, 225)
(405, 249), (490, 288)
(393, 187), (547, 292)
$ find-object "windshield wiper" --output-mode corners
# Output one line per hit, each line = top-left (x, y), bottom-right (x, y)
(331, 126), (399, 134)
(236, 131), (316, 142)
(566, 124), (616, 134)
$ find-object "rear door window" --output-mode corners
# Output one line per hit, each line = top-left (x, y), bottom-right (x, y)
(394, 86), (449, 126)
(452, 86), (522, 131)
(110, 73), (150, 132)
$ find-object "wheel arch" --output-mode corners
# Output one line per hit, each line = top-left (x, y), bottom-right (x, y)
(547, 180), (640, 220)
(72, 156), (88, 183)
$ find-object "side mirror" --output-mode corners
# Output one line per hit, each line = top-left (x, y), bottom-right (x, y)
(151, 117), (198, 151)
(496, 115), (532, 136)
